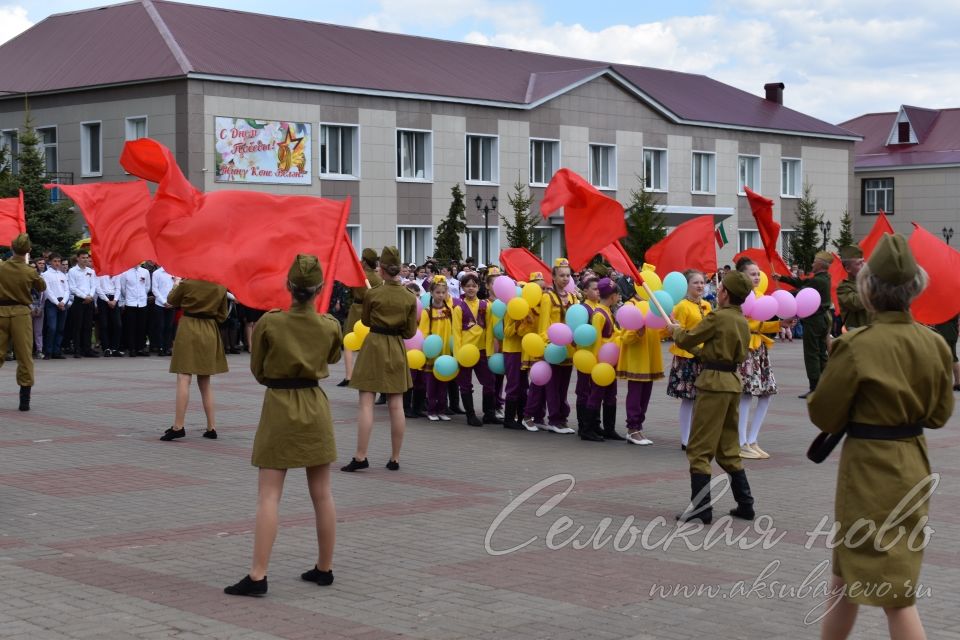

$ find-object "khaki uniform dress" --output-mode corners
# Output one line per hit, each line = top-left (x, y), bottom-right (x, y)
(250, 303), (343, 469)
(0, 257), (46, 386)
(344, 266), (382, 330)
(168, 280), (229, 375)
(673, 305), (750, 475)
(350, 279), (418, 393)
(836, 277), (870, 330)
(808, 312), (954, 607)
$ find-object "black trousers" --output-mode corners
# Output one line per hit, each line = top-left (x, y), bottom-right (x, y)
(151, 307), (176, 351)
(68, 299), (95, 353)
(97, 299), (123, 352)
(123, 306), (148, 353)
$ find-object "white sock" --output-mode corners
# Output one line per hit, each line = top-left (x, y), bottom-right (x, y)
(738, 395), (752, 447)
(679, 399), (694, 445)
(748, 395), (771, 444)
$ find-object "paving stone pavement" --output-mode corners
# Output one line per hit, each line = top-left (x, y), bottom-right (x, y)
(1, 342), (958, 640)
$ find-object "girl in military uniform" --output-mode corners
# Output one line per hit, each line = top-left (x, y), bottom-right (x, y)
(224, 255), (342, 597)
(339, 248), (382, 386)
(160, 278), (229, 441)
(666, 270), (711, 450)
(536, 259), (577, 432)
(809, 234), (954, 639)
(616, 278), (664, 446)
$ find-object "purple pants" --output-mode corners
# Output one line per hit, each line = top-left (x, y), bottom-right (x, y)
(457, 351), (495, 393)
(575, 371), (592, 405)
(625, 381), (654, 430)
(586, 378), (616, 410)
(412, 368), (425, 391)
(425, 371), (448, 414)
(545, 364), (573, 426)
(495, 373), (504, 408)
(525, 382), (546, 422)
(503, 352), (528, 402)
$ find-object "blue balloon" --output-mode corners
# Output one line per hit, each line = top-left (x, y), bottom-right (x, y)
(573, 323), (597, 347)
(544, 343), (568, 365)
(487, 352), (505, 375)
(493, 321), (504, 341)
(491, 299), (507, 318)
(516, 286), (523, 298)
(433, 354), (459, 378)
(420, 292), (431, 310)
(423, 334), (443, 358)
(565, 304), (589, 329)
(651, 290), (676, 317)
(663, 272), (688, 304)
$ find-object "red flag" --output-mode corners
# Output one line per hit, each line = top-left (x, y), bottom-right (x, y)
(643, 216), (717, 277)
(119, 138), (361, 312)
(49, 182), (157, 276)
(733, 248), (795, 292)
(908, 223), (960, 325)
(499, 247), (553, 285)
(333, 229), (368, 290)
(540, 169), (627, 271)
(0, 190), (25, 245)
(599, 240), (642, 282)
(743, 187), (784, 274)
(827, 253), (845, 311)
(859, 211), (895, 259)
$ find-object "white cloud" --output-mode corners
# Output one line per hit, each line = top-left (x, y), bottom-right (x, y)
(0, 5), (32, 45)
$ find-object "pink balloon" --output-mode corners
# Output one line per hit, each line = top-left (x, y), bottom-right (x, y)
(741, 291), (756, 316)
(771, 290), (797, 319)
(404, 329), (424, 350)
(598, 342), (620, 366)
(529, 360), (553, 386)
(616, 304), (644, 330)
(493, 275), (517, 301)
(565, 279), (577, 294)
(547, 322), (573, 346)
(795, 288), (822, 318)
(644, 311), (667, 329)
(415, 297), (423, 318)
(750, 296), (778, 322)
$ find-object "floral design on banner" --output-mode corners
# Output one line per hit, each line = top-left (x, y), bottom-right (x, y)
(215, 117), (311, 185)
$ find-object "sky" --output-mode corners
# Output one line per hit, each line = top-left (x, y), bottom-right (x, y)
(2, 0), (959, 124)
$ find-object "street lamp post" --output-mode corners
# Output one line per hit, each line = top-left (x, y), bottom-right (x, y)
(819, 220), (832, 250)
(474, 194), (498, 265)
(943, 227), (954, 245)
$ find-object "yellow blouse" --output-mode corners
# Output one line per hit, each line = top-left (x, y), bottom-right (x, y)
(618, 300), (664, 381)
(669, 298), (712, 358)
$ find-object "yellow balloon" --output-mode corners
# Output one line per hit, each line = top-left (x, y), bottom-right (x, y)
(343, 332), (362, 351)
(434, 368), (459, 382)
(756, 271), (769, 296)
(522, 282), (542, 308)
(507, 297), (530, 320)
(642, 270), (662, 291)
(407, 349), (426, 370)
(353, 320), (370, 338)
(456, 344), (481, 368)
(573, 349), (597, 373)
(521, 333), (545, 358)
(591, 362), (616, 386)
(636, 300), (651, 315)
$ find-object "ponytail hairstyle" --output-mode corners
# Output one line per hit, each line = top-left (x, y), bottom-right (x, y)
(734, 257), (755, 273)
(683, 268), (706, 283)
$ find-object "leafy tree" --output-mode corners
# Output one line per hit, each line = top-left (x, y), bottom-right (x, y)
(832, 208), (855, 251)
(789, 182), (821, 272)
(621, 178), (666, 265)
(433, 183), (466, 264)
(501, 177), (541, 252)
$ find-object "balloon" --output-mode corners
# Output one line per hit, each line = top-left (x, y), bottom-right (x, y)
(516, 285), (523, 298)
(574, 323), (597, 347)
(741, 291), (756, 316)
(493, 276), (518, 300)
(547, 322), (573, 346)
(422, 334), (443, 358)
(772, 290), (797, 319)
(522, 282), (543, 308)
(403, 329), (424, 351)
(343, 332), (362, 351)
(795, 288), (822, 318)
(573, 349), (597, 373)
(591, 362), (616, 386)
(433, 354), (459, 379)
(521, 333), (545, 358)
(434, 368), (459, 382)
(644, 310), (667, 329)
(650, 290), (675, 317)
(407, 349), (426, 370)
(565, 279), (577, 294)
(491, 299), (507, 318)
(493, 320), (504, 341)
(353, 321), (370, 339)
(662, 272), (688, 304)
(598, 342), (620, 366)
(616, 304), (644, 330)
(416, 297), (423, 318)
(507, 297), (530, 320)
(544, 343), (568, 365)
(529, 360), (553, 386)
(420, 292), (431, 310)
(487, 352), (505, 375)
(638, 270), (661, 299)
(756, 271), (769, 296)
(565, 304), (589, 329)
(457, 344), (480, 368)
(750, 295), (778, 322)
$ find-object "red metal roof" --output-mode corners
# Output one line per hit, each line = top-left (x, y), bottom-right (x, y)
(0, 0), (854, 138)
(840, 107), (960, 169)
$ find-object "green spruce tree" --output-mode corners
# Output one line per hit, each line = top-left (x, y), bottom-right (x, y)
(789, 182), (821, 272)
(0, 144), (16, 198)
(832, 208), (855, 250)
(433, 183), (466, 264)
(501, 177), (541, 252)
(621, 178), (666, 265)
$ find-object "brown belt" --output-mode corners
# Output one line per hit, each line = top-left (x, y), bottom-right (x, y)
(847, 422), (924, 440)
(0, 300), (26, 306)
(701, 361), (736, 372)
(262, 378), (319, 389)
(370, 325), (403, 336)
(184, 312), (216, 320)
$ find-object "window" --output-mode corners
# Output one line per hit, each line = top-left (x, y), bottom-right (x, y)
(738, 155), (760, 194)
(80, 121), (102, 176)
(466, 134), (498, 184)
(739, 229), (759, 252)
(862, 178), (894, 215)
(465, 226), (500, 266)
(898, 122), (911, 144)
(1, 129), (18, 174)
(321, 124), (359, 178)
(691, 152), (715, 193)
(125, 116), (147, 141)
(397, 226), (433, 264)
(530, 139), (559, 186)
(588, 144), (616, 189)
(781, 158), (801, 197)
(396, 129), (432, 180)
(780, 229), (796, 265)
(346, 224), (361, 255)
(532, 227), (558, 265)
(643, 148), (667, 191)
(37, 127), (57, 175)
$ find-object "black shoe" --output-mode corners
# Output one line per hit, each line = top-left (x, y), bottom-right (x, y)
(797, 391), (811, 399)
(137, 349), (150, 357)
(128, 351), (137, 357)
(953, 384), (960, 392)
(73, 353), (83, 359)
(103, 349), (113, 357)
(301, 566), (334, 586)
(160, 426), (185, 441)
(52, 353), (65, 359)
(727, 469), (756, 521)
(461, 392), (483, 426)
(202, 429), (218, 439)
(386, 459), (400, 471)
(578, 407), (605, 441)
(18, 386), (30, 412)
(681, 444), (687, 451)
(340, 457), (369, 472)
(83, 351), (100, 358)
(336, 378), (350, 387)
(224, 575), (267, 597)
(676, 473), (713, 524)
(602, 405), (625, 441)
